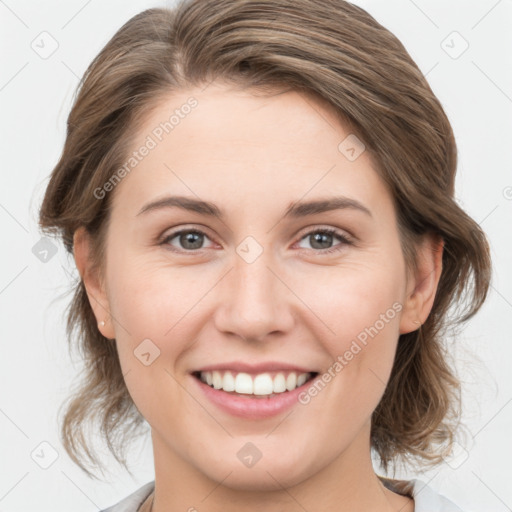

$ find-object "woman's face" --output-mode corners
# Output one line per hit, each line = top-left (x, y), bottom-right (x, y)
(79, 81), (438, 491)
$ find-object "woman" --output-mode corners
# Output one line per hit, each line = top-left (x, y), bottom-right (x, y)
(38, 0), (491, 510)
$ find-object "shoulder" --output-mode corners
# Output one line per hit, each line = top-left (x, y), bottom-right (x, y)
(100, 481), (155, 512)
(409, 478), (466, 512)
(379, 476), (468, 512)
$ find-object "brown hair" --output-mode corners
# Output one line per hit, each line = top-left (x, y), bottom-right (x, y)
(39, 0), (491, 477)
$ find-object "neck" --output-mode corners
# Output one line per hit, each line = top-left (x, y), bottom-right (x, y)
(149, 423), (414, 512)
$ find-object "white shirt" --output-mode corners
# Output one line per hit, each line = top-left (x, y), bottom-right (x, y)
(100, 478), (466, 511)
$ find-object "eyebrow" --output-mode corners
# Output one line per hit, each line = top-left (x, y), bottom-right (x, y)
(136, 195), (372, 219)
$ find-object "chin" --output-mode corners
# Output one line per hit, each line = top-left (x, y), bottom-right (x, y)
(194, 451), (315, 492)
(218, 466), (308, 492)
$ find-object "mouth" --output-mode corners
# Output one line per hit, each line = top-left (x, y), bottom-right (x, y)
(191, 370), (319, 398)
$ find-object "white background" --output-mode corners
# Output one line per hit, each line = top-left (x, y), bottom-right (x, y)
(1, 0), (511, 510)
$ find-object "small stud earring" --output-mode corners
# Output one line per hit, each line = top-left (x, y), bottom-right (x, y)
(99, 320), (106, 327)
(413, 320), (421, 325)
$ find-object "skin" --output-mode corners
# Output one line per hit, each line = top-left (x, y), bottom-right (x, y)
(74, 81), (443, 512)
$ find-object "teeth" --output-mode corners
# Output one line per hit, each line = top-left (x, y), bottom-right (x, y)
(273, 373), (287, 393)
(286, 372), (297, 391)
(297, 373), (308, 387)
(235, 373), (254, 394)
(223, 371), (235, 391)
(198, 370), (313, 395)
(253, 374), (273, 395)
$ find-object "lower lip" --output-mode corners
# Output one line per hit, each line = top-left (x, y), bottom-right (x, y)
(190, 374), (316, 419)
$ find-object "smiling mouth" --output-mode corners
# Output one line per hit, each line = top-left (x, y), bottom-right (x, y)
(191, 370), (318, 398)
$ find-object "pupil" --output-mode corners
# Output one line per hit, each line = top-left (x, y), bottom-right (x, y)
(311, 232), (332, 249)
(181, 232), (203, 249)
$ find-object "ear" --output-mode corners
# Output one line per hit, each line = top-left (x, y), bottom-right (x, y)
(399, 233), (444, 334)
(73, 227), (115, 339)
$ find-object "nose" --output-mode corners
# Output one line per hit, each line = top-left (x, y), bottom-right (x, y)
(213, 250), (295, 343)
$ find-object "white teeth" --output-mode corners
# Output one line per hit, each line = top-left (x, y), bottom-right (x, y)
(235, 373), (253, 394)
(273, 373), (287, 393)
(297, 373), (308, 387)
(286, 372), (297, 391)
(222, 372), (235, 392)
(212, 371), (222, 389)
(198, 370), (313, 395)
(253, 374), (274, 395)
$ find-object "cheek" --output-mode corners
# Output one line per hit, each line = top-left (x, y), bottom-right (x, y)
(106, 247), (198, 337)
(299, 253), (405, 405)
(103, 257), (211, 441)
(103, 254), (191, 393)
(298, 285), (403, 444)
(299, 255), (405, 345)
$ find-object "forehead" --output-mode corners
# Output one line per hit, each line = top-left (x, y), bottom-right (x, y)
(110, 81), (391, 218)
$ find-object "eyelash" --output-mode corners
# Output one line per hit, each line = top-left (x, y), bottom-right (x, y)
(159, 227), (353, 255)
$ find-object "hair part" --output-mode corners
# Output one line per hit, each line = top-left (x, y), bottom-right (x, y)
(39, 0), (491, 477)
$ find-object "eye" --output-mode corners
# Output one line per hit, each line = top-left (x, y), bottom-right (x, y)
(160, 226), (352, 254)
(295, 228), (352, 254)
(160, 229), (216, 252)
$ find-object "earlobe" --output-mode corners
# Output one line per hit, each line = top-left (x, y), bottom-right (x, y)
(73, 227), (115, 339)
(399, 234), (444, 334)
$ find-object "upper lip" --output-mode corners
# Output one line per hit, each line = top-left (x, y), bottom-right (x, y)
(192, 361), (318, 374)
